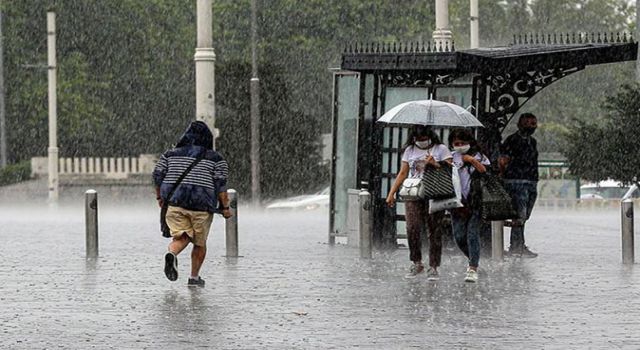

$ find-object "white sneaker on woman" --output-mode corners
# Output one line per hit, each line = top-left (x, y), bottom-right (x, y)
(464, 267), (478, 283)
(426, 267), (439, 281)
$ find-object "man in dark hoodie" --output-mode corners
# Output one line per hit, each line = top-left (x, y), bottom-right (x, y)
(153, 121), (231, 287)
(499, 113), (539, 258)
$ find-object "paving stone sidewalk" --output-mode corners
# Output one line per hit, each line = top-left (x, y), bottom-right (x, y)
(1, 202), (639, 349)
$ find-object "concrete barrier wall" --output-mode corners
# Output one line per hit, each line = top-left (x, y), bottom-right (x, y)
(31, 154), (157, 178)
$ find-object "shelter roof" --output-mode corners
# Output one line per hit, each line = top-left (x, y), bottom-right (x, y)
(341, 33), (638, 75)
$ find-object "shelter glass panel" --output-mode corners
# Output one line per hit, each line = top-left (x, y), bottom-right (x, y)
(435, 86), (472, 108)
(332, 73), (359, 235)
(386, 87), (430, 110)
(382, 87), (432, 234)
(364, 74), (375, 121)
(435, 86), (473, 144)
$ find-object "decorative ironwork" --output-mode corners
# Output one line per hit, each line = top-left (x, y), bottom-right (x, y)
(341, 51), (457, 72)
(512, 32), (633, 46)
(382, 71), (459, 87)
(343, 41), (455, 54)
(336, 32), (638, 247)
(479, 66), (584, 131)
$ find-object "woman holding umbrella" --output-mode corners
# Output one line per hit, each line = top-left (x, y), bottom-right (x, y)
(386, 125), (452, 279)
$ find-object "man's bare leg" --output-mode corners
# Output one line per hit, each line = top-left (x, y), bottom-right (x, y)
(191, 245), (207, 278)
(164, 233), (191, 282)
(168, 233), (190, 255)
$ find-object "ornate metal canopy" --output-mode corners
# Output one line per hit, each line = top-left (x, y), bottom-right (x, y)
(341, 32), (638, 151)
(336, 33), (638, 247)
(342, 33), (636, 74)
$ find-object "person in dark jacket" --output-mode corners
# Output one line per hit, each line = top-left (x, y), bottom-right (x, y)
(499, 113), (539, 258)
(153, 121), (231, 287)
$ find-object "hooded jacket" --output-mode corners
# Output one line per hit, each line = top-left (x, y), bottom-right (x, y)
(152, 121), (228, 213)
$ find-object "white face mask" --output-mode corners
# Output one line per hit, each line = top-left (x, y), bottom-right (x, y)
(415, 140), (431, 149)
(453, 145), (471, 154)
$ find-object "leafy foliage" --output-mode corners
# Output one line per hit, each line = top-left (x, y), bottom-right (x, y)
(564, 84), (640, 182)
(0, 160), (30, 186)
(215, 61), (328, 197)
(0, 0), (637, 195)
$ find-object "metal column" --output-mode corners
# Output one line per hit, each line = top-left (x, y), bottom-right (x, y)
(622, 199), (635, 264)
(359, 190), (372, 259)
(491, 221), (504, 261)
(225, 189), (239, 257)
(85, 190), (98, 259)
(195, 0), (216, 147)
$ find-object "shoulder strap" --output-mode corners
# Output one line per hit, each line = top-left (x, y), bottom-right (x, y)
(166, 154), (205, 201)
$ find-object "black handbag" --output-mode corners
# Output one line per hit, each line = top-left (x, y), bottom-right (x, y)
(421, 162), (456, 200)
(471, 172), (518, 221)
(160, 155), (204, 237)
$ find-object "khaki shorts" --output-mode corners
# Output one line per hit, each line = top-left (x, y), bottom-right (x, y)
(165, 206), (214, 247)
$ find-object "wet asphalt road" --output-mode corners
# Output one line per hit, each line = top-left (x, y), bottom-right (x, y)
(1, 202), (639, 349)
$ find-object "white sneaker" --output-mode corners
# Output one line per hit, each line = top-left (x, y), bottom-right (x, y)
(426, 267), (439, 281)
(464, 268), (478, 283)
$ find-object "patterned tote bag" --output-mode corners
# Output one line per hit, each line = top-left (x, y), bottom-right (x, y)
(421, 162), (456, 200)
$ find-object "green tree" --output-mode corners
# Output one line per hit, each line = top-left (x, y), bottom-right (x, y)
(496, 0), (635, 153)
(2, 0), (637, 195)
(216, 60), (327, 198)
(3, 0), (197, 160)
(563, 84), (640, 182)
(529, 0), (632, 33)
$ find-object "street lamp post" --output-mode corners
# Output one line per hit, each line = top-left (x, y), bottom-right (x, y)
(195, 0), (216, 147)
(0, 5), (7, 168)
(47, 11), (59, 202)
(250, 0), (261, 205)
(636, 0), (640, 81)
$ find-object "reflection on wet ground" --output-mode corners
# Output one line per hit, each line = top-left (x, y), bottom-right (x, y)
(1, 204), (639, 349)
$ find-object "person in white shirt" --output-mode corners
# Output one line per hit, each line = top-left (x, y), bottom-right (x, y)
(386, 125), (452, 280)
(449, 128), (489, 283)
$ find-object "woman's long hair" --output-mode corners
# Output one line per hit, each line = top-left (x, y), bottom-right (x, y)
(402, 125), (442, 150)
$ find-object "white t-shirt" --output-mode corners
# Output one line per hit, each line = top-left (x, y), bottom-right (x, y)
(452, 151), (491, 199)
(401, 144), (453, 179)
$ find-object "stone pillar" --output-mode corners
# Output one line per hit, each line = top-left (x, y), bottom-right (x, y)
(433, 0), (453, 51)
(470, 0), (479, 49)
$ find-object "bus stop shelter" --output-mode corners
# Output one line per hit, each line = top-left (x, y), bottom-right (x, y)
(329, 33), (638, 247)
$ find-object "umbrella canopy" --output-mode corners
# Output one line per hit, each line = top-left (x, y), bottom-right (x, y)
(377, 99), (484, 128)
